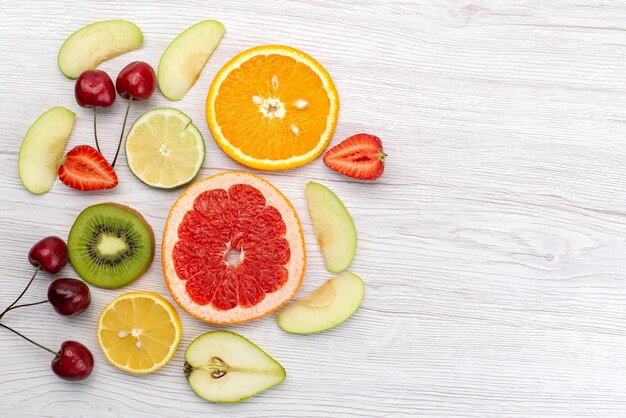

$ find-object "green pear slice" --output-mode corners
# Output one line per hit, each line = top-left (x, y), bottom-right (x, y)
(58, 20), (143, 78)
(184, 331), (285, 403)
(158, 20), (225, 101)
(18, 107), (75, 194)
(276, 272), (365, 334)
(305, 182), (357, 272)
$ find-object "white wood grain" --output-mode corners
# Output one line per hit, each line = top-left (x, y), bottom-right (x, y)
(2, 0), (626, 416)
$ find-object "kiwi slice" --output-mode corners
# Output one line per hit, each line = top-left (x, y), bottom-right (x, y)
(68, 203), (155, 288)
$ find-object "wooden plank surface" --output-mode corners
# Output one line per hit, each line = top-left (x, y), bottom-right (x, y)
(1, 0), (626, 416)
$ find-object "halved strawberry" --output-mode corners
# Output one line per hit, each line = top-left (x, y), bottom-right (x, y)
(323, 133), (386, 180)
(58, 145), (118, 191)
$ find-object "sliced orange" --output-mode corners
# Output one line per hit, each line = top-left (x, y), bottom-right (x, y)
(206, 45), (339, 170)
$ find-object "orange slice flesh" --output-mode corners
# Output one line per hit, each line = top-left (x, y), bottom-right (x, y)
(206, 45), (339, 170)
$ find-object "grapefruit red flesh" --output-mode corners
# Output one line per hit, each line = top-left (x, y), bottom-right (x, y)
(163, 172), (305, 324)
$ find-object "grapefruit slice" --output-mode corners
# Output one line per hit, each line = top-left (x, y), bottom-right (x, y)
(163, 172), (305, 324)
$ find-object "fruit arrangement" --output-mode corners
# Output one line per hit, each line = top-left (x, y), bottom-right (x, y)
(8, 17), (388, 403)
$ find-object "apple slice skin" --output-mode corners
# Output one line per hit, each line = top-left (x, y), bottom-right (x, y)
(158, 20), (225, 101)
(18, 107), (75, 194)
(305, 182), (357, 273)
(58, 20), (143, 79)
(184, 331), (285, 403)
(276, 272), (365, 335)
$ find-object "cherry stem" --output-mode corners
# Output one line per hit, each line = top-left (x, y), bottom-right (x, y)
(0, 267), (56, 357)
(0, 323), (58, 356)
(5, 300), (49, 313)
(112, 97), (132, 168)
(93, 107), (101, 154)
(0, 266), (39, 320)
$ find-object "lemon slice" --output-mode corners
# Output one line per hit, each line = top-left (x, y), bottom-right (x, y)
(125, 108), (205, 188)
(97, 291), (182, 374)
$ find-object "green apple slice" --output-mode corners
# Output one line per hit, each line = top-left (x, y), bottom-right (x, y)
(276, 272), (365, 334)
(158, 20), (225, 101)
(58, 20), (143, 78)
(305, 181), (357, 272)
(184, 331), (285, 403)
(18, 107), (75, 194)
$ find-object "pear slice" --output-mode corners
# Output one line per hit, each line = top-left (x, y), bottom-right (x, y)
(184, 331), (285, 403)
(276, 272), (365, 334)
(58, 20), (143, 78)
(305, 182), (357, 272)
(18, 107), (75, 194)
(158, 20), (225, 101)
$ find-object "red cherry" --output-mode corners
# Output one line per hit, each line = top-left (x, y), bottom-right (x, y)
(75, 70), (116, 108)
(116, 62), (156, 100)
(51, 341), (94, 381)
(28, 236), (68, 274)
(48, 279), (91, 316)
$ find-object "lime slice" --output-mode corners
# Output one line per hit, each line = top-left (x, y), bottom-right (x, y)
(125, 108), (205, 188)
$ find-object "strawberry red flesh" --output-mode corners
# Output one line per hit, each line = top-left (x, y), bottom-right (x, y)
(323, 133), (386, 180)
(58, 145), (118, 191)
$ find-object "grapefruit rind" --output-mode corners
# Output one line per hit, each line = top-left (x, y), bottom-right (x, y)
(162, 172), (305, 324)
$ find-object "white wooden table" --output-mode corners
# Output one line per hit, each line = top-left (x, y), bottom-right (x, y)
(2, 1), (626, 416)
